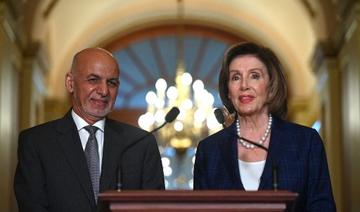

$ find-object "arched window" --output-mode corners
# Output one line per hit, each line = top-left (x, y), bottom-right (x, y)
(105, 25), (244, 126)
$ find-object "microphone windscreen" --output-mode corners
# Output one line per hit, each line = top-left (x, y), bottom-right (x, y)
(165, 107), (180, 123)
(214, 108), (225, 124)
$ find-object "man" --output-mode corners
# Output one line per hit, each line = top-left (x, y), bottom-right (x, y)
(14, 48), (164, 212)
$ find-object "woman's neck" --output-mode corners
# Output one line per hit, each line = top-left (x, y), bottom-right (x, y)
(238, 113), (269, 132)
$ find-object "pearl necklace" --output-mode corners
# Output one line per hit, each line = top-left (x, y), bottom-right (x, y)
(236, 114), (272, 149)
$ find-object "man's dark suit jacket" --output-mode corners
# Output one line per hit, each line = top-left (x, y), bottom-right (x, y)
(194, 116), (336, 211)
(14, 111), (164, 212)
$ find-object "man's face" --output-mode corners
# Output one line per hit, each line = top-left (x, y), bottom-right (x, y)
(66, 49), (120, 124)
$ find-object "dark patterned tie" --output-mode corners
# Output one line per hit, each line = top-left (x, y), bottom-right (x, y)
(84, 126), (100, 203)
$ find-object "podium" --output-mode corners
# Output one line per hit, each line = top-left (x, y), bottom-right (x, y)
(99, 190), (298, 211)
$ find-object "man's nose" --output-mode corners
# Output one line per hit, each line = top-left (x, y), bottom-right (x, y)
(97, 81), (109, 96)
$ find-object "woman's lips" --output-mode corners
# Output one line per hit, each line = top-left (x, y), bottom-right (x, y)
(239, 95), (254, 104)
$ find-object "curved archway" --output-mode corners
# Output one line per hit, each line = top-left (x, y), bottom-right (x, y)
(104, 24), (244, 109)
(34, 1), (317, 116)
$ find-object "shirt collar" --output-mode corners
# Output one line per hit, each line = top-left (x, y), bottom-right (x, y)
(71, 110), (105, 132)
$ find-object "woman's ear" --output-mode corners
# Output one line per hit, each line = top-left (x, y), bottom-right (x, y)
(65, 72), (74, 93)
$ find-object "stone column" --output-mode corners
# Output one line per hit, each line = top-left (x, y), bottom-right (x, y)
(0, 3), (21, 211)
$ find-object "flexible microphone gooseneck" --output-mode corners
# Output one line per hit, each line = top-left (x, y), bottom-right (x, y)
(116, 107), (180, 191)
(214, 108), (269, 151)
(214, 108), (226, 128)
(213, 108), (278, 191)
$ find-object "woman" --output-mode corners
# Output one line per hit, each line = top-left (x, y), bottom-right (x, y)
(193, 42), (336, 211)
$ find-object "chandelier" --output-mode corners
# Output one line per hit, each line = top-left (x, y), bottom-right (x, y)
(138, 62), (221, 151)
(137, 0), (221, 152)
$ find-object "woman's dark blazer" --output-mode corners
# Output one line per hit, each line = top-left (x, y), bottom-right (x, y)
(194, 116), (336, 211)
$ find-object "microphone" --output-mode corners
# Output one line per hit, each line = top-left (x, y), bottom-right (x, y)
(155, 106), (180, 131)
(214, 108), (268, 150)
(213, 108), (268, 151)
(116, 106), (180, 191)
(213, 108), (278, 190)
(214, 108), (225, 128)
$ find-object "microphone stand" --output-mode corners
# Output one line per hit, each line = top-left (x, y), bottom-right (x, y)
(236, 135), (278, 191)
(239, 136), (268, 152)
(213, 108), (279, 191)
(116, 107), (180, 191)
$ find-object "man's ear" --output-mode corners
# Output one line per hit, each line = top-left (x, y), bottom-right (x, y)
(65, 72), (74, 93)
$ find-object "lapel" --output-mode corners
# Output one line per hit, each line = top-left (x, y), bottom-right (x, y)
(218, 122), (243, 189)
(259, 116), (284, 189)
(99, 119), (125, 191)
(55, 111), (96, 208)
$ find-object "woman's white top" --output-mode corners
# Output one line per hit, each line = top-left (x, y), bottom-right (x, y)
(238, 159), (266, 191)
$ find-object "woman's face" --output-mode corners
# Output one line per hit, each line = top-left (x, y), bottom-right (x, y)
(227, 55), (270, 116)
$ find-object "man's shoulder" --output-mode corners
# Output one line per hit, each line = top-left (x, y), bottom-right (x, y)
(106, 118), (149, 135)
(21, 117), (63, 134)
(105, 118), (156, 148)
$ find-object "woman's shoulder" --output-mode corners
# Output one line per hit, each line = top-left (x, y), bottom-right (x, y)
(273, 116), (323, 148)
(198, 123), (235, 147)
(274, 116), (318, 135)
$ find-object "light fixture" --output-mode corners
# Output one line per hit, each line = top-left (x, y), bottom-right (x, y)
(137, 0), (221, 152)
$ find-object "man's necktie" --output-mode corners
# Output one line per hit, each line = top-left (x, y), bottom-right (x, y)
(84, 125), (100, 203)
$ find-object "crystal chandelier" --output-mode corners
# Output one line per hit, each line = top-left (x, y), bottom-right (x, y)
(138, 61), (221, 151)
(137, 0), (221, 152)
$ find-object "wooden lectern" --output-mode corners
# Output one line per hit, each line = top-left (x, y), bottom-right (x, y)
(99, 190), (298, 211)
